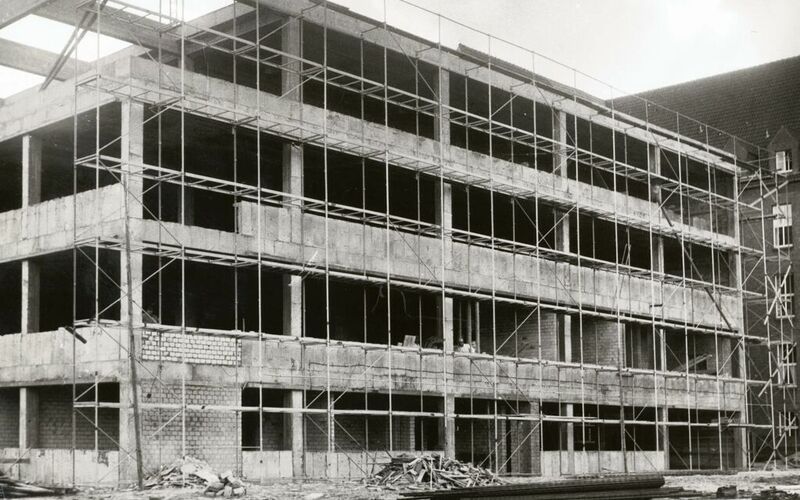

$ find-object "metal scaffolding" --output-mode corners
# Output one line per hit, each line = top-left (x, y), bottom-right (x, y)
(54, 0), (795, 487)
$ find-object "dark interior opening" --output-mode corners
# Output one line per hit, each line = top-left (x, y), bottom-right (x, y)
(449, 73), (555, 173)
(0, 262), (21, 335)
(143, 109), (283, 232)
(36, 104), (120, 203)
(302, 23), (436, 139)
(454, 397), (534, 472)
(304, 391), (441, 452)
(303, 145), (437, 224)
(184, 10), (283, 96)
(564, 115), (648, 200)
(34, 249), (120, 332)
(0, 137), (22, 212)
(241, 387), (290, 451)
(667, 408), (736, 470)
(304, 278), (439, 347)
(451, 182), (558, 250)
(142, 257), (283, 332)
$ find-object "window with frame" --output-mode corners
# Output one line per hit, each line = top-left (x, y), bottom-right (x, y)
(778, 410), (797, 437)
(776, 272), (795, 319)
(773, 204), (793, 249)
(777, 341), (797, 385)
(777, 150), (792, 173)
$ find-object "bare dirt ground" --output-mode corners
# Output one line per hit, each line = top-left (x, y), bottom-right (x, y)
(664, 470), (800, 498)
(27, 479), (399, 500)
(20, 470), (800, 500)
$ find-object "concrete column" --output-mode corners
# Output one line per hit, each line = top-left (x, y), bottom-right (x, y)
(435, 69), (450, 145)
(434, 182), (453, 231)
(280, 14), (304, 243)
(179, 189), (195, 226)
(648, 145), (665, 274)
(282, 275), (302, 337)
(660, 407), (670, 470)
(561, 403), (575, 475)
(120, 101), (144, 327)
(281, 143), (304, 244)
(734, 342), (748, 468)
(561, 317), (575, 474)
(20, 260), (40, 334)
(281, 17), (302, 100)
(438, 296), (454, 352)
(117, 380), (138, 484)
(18, 387), (38, 450)
(21, 135), (42, 336)
(22, 134), (42, 207)
(435, 181), (453, 285)
(284, 390), (304, 477)
(439, 396), (455, 458)
(553, 161), (575, 476)
(553, 111), (568, 176)
(121, 100), (144, 219)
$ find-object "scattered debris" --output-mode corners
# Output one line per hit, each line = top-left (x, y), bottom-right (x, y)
(0, 470), (65, 498)
(717, 485), (739, 498)
(368, 454), (501, 490)
(144, 456), (247, 497)
(753, 488), (800, 500)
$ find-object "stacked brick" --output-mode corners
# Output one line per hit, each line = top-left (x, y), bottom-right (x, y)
(142, 331), (241, 366)
(141, 383), (241, 475)
(37, 386), (118, 450)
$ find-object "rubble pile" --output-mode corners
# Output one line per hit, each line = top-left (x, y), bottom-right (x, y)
(368, 454), (502, 490)
(0, 470), (64, 498)
(144, 456), (247, 497)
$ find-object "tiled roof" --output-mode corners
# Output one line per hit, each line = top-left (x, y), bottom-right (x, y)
(612, 55), (800, 150)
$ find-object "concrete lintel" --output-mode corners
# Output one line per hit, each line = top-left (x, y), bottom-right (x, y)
(0, 0), (57, 29)
(0, 39), (91, 81)
(36, 1), (179, 55)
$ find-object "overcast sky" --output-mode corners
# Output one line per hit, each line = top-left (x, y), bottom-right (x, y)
(1, 0), (799, 99)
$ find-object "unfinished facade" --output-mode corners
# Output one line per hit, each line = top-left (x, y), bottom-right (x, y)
(0, 0), (785, 486)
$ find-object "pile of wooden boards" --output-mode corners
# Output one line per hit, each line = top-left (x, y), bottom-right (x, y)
(0, 471), (63, 498)
(144, 456), (247, 497)
(369, 454), (502, 490)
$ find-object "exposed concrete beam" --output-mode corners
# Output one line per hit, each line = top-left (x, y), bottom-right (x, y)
(36, 0), (180, 54)
(0, 38), (90, 80)
(0, 0), (57, 29)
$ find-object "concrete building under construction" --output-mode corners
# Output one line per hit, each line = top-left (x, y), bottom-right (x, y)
(0, 0), (791, 486)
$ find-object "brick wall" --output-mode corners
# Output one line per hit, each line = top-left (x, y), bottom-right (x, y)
(242, 412), (286, 450)
(501, 405), (539, 474)
(578, 319), (620, 366)
(141, 383), (241, 474)
(625, 324), (656, 370)
(0, 388), (19, 447)
(490, 306), (560, 361)
(37, 386), (118, 450)
(142, 331), (241, 366)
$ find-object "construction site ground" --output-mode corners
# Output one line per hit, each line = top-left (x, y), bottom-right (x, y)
(14, 470), (800, 499)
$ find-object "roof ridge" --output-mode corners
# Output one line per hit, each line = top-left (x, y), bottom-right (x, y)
(633, 53), (800, 97)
